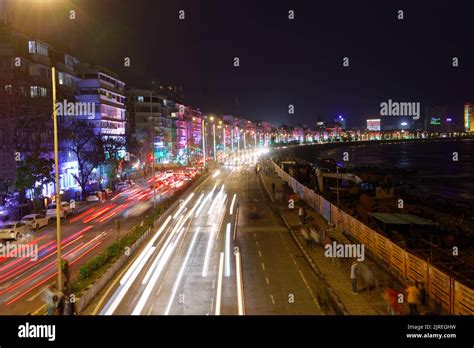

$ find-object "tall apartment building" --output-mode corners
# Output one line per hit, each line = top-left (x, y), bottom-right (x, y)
(0, 23), (81, 199)
(126, 89), (175, 164)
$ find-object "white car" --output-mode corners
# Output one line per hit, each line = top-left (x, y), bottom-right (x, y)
(21, 214), (50, 230)
(0, 221), (28, 240)
(86, 192), (100, 202)
(46, 202), (73, 219)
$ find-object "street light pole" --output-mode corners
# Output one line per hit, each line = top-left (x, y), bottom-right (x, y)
(336, 165), (340, 208)
(213, 123), (216, 161)
(222, 125), (226, 158)
(202, 119), (206, 168)
(150, 91), (156, 208)
(51, 67), (62, 291)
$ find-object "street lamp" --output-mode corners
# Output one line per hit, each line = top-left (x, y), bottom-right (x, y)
(222, 125), (226, 157)
(202, 119), (206, 167)
(51, 67), (62, 290)
(150, 91), (156, 208)
(213, 123), (216, 161)
(336, 165), (340, 208)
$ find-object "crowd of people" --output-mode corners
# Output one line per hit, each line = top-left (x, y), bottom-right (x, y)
(42, 260), (77, 315)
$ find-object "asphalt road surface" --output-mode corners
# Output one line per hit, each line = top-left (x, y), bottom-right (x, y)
(99, 162), (324, 315)
(0, 177), (183, 315)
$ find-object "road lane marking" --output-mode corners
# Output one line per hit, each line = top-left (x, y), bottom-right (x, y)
(261, 262), (265, 271)
(253, 233), (256, 239)
(258, 250), (262, 258)
(256, 241), (259, 247)
(270, 294), (276, 305)
(279, 233), (324, 313)
(147, 304), (155, 315)
(155, 285), (163, 297)
(215, 252), (224, 315)
(266, 276), (270, 285)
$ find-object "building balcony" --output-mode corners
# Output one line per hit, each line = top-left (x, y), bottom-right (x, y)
(29, 53), (51, 67)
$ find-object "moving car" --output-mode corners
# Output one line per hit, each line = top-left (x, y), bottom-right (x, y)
(46, 202), (73, 219)
(21, 214), (49, 230)
(0, 221), (28, 240)
(86, 191), (100, 202)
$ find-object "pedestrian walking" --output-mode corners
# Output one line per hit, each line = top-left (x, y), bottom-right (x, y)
(56, 292), (66, 315)
(64, 291), (77, 315)
(350, 261), (359, 294)
(298, 207), (306, 224)
(406, 282), (420, 315)
(47, 295), (58, 315)
(417, 282), (426, 315)
(383, 287), (400, 315)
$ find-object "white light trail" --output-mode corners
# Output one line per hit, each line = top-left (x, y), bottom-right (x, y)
(212, 170), (221, 178)
(164, 227), (201, 315)
(120, 216), (171, 286)
(225, 223), (231, 277)
(141, 215), (184, 284)
(229, 194), (237, 215)
(202, 224), (216, 277)
(173, 192), (195, 219)
(102, 246), (156, 315)
(215, 252), (224, 315)
(235, 251), (245, 315)
(195, 190), (212, 217)
(132, 245), (174, 315)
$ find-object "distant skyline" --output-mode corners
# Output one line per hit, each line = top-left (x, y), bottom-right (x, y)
(5, 0), (474, 126)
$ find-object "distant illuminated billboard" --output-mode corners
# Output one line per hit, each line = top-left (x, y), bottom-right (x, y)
(430, 117), (441, 125)
(367, 119), (381, 131)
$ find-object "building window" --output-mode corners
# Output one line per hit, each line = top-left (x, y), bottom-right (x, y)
(4, 85), (12, 94)
(64, 55), (75, 68)
(28, 41), (37, 53)
(58, 72), (64, 85)
(137, 96), (144, 102)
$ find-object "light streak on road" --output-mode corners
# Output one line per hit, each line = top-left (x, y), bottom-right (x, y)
(202, 224), (216, 277)
(69, 208), (96, 223)
(132, 230), (182, 315)
(173, 193), (195, 219)
(212, 170), (220, 178)
(141, 215), (185, 285)
(164, 227), (201, 315)
(235, 251), (245, 315)
(195, 190), (212, 217)
(225, 223), (231, 277)
(215, 252), (224, 315)
(102, 246), (156, 315)
(229, 194), (237, 215)
(120, 216), (171, 286)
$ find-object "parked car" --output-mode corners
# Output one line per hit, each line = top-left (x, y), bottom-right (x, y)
(86, 191), (100, 202)
(0, 221), (28, 240)
(21, 214), (49, 230)
(46, 202), (73, 219)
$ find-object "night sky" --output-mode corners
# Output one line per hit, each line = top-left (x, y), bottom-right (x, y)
(9, 0), (474, 127)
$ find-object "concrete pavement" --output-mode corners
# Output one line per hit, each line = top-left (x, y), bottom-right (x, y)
(260, 161), (411, 315)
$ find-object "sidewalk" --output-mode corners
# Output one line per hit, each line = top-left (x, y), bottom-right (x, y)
(260, 164), (411, 315)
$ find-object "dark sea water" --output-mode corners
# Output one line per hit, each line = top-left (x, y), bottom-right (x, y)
(277, 139), (474, 202)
